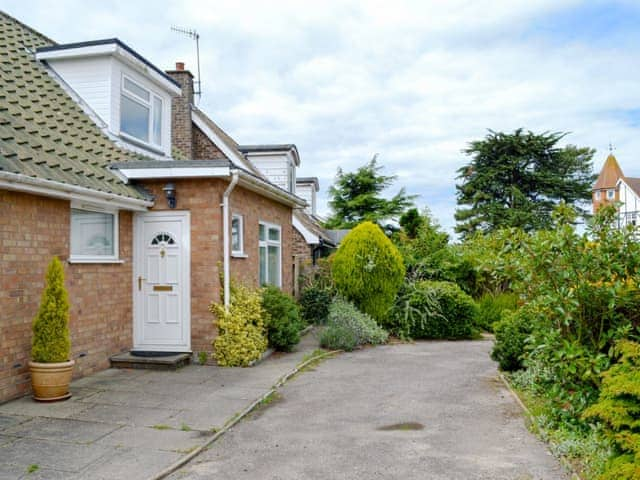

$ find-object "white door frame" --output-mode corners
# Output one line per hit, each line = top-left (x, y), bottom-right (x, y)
(133, 210), (191, 352)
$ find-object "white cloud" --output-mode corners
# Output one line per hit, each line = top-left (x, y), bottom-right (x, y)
(5, 0), (640, 234)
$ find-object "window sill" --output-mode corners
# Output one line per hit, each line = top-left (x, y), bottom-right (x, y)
(231, 252), (248, 259)
(68, 258), (124, 264)
(118, 132), (165, 155)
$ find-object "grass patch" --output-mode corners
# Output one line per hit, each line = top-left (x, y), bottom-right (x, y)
(151, 424), (172, 430)
(180, 423), (192, 432)
(26, 464), (39, 474)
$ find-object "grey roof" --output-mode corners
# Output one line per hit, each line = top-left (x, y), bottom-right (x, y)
(237, 144), (297, 153)
(0, 12), (150, 201)
(36, 38), (180, 89)
(296, 176), (319, 191)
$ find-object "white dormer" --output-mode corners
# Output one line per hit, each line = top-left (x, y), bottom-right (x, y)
(295, 177), (319, 215)
(36, 39), (181, 157)
(238, 144), (300, 193)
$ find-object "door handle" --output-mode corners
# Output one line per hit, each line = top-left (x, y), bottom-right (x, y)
(138, 276), (146, 291)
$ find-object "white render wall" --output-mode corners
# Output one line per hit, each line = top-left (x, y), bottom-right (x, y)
(295, 183), (315, 215)
(248, 153), (294, 192)
(618, 180), (640, 227)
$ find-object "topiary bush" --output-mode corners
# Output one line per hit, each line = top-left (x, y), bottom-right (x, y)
(299, 285), (332, 325)
(583, 340), (640, 480)
(388, 280), (477, 339)
(32, 257), (71, 363)
(320, 297), (388, 351)
(476, 292), (519, 332)
(210, 282), (268, 367)
(261, 285), (303, 352)
(491, 308), (532, 371)
(331, 221), (405, 324)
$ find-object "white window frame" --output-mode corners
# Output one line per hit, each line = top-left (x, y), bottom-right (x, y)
(607, 189), (615, 200)
(231, 213), (246, 257)
(595, 190), (601, 200)
(119, 75), (163, 149)
(69, 202), (120, 264)
(258, 221), (282, 287)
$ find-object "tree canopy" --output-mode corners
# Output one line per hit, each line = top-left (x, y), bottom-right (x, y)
(455, 129), (596, 238)
(324, 155), (415, 230)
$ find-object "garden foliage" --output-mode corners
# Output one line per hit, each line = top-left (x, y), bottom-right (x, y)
(491, 308), (532, 371)
(320, 297), (388, 351)
(299, 285), (332, 325)
(476, 292), (519, 332)
(583, 341), (640, 480)
(32, 257), (71, 363)
(210, 282), (267, 367)
(388, 280), (477, 339)
(261, 285), (303, 352)
(332, 221), (404, 323)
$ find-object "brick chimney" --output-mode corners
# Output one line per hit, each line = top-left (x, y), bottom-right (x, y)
(166, 62), (195, 159)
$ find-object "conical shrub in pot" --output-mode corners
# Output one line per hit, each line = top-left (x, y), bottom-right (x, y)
(29, 257), (74, 401)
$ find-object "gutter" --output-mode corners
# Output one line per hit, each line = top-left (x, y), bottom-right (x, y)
(233, 168), (305, 209)
(0, 171), (152, 211)
(222, 172), (240, 310)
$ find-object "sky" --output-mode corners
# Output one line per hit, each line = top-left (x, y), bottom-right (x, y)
(5, 0), (640, 233)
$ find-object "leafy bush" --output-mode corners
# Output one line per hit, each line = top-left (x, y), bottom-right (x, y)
(332, 221), (405, 323)
(299, 285), (332, 325)
(583, 341), (640, 480)
(261, 285), (303, 352)
(32, 257), (71, 363)
(476, 292), (519, 332)
(491, 308), (532, 371)
(388, 280), (477, 339)
(210, 282), (267, 366)
(320, 297), (388, 351)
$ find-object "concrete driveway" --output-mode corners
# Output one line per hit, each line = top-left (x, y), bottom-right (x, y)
(169, 339), (568, 480)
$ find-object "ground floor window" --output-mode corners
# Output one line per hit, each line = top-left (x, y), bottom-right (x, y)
(231, 214), (244, 255)
(70, 204), (118, 262)
(259, 221), (281, 286)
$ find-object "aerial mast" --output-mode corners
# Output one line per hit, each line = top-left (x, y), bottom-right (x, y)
(171, 26), (201, 103)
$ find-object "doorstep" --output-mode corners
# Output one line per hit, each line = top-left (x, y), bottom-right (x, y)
(109, 352), (191, 370)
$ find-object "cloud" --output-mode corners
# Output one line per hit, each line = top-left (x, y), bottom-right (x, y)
(4, 0), (640, 234)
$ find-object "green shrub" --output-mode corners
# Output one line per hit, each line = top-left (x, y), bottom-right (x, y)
(299, 285), (332, 325)
(583, 340), (640, 480)
(476, 292), (519, 332)
(388, 280), (477, 339)
(491, 309), (532, 371)
(261, 285), (303, 352)
(331, 221), (405, 323)
(210, 282), (267, 366)
(320, 297), (388, 350)
(32, 257), (71, 363)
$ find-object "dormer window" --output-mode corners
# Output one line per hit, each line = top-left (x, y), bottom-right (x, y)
(120, 76), (163, 147)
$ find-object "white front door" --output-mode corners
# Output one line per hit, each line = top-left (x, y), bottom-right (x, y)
(133, 211), (191, 352)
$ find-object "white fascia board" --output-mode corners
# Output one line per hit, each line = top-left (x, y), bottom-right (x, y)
(0, 171), (152, 211)
(191, 111), (253, 170)
(117, 166), (230, 180)
(293, 215), (320, 245)
(35, 44), (117, 61)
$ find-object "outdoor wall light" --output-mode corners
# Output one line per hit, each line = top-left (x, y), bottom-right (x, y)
(163, 183), (177, 209)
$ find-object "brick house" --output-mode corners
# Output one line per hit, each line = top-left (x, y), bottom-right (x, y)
(0, 12), (310, 402)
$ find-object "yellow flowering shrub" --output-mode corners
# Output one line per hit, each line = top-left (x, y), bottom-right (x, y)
(210, 282), (267, 367)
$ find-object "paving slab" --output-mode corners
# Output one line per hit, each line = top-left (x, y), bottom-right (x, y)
(0, 415), (25, 432)
(0, 395), (93, 419)
(69, 403), (181, 426)
(4, 417), (121, 444)
(0, 437), (109, 472)
(96, 425), (208, 452)
(0, 462), (27, 479)
(81, 447), (183, 480)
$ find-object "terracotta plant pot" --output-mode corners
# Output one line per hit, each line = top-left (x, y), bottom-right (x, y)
(29, 360), (75, 402)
